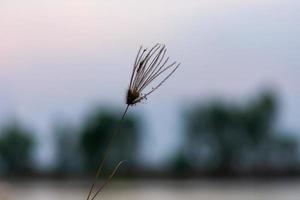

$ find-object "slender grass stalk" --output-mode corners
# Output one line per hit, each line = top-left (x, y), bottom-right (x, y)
(85, 43), (180, 200)
(85, 105), (129, 200)
(90, 160), (127, 200)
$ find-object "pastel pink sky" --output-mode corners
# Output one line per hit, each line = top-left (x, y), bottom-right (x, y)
(0, 0), (299, 167)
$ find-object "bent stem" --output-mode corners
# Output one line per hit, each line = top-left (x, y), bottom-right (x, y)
(90, 160), (126, 200)
(85, 105), (130, 200)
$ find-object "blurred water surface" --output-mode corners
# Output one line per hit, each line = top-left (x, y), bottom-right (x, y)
(1, 180), (300, 200)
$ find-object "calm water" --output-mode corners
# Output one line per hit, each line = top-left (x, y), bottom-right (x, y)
(1, 180), (300, 200)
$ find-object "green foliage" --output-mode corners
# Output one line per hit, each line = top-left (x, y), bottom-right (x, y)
(54, 122), (81, 175)
(79, 108), (140, 173)
(0, 122), (35, 174)
(179, 91), (298, 175)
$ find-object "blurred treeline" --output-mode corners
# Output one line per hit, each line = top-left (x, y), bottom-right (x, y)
(0, 91), (299, 178)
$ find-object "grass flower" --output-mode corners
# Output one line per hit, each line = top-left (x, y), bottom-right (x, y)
(126, 43), (180, 105)
(86, 43), (180, 200)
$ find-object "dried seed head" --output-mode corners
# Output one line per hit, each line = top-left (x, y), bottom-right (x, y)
(126, 89), (140, 105)
(126, 43), (180, 105)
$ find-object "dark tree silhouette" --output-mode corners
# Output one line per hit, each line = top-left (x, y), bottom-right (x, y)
(0, 122), (35, 175)
(178, 91), (298, 176)
(79, 108), (140, 174)
(53, 122), (81, 176)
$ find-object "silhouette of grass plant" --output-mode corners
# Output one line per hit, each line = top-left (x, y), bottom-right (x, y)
(85, 43), (180, 200)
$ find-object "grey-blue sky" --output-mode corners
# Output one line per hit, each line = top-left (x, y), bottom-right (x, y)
(0, 0), (299, 167)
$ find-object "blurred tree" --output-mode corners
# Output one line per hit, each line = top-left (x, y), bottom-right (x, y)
(178, 91), (299, 176)
(0, 122), (35, 175)
(54, 121), (81, 176)
(79, 107), (140, 174)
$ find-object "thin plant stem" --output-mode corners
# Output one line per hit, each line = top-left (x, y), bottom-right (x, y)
(85, 43), (179, 200)
(85, 105), (130, 200)
(90, 160), (126, 200)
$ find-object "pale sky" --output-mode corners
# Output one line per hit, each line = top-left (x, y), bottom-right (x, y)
(0, 0), (299, 168)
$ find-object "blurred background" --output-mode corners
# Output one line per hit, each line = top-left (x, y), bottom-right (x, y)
(1, 0), (300, 199)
